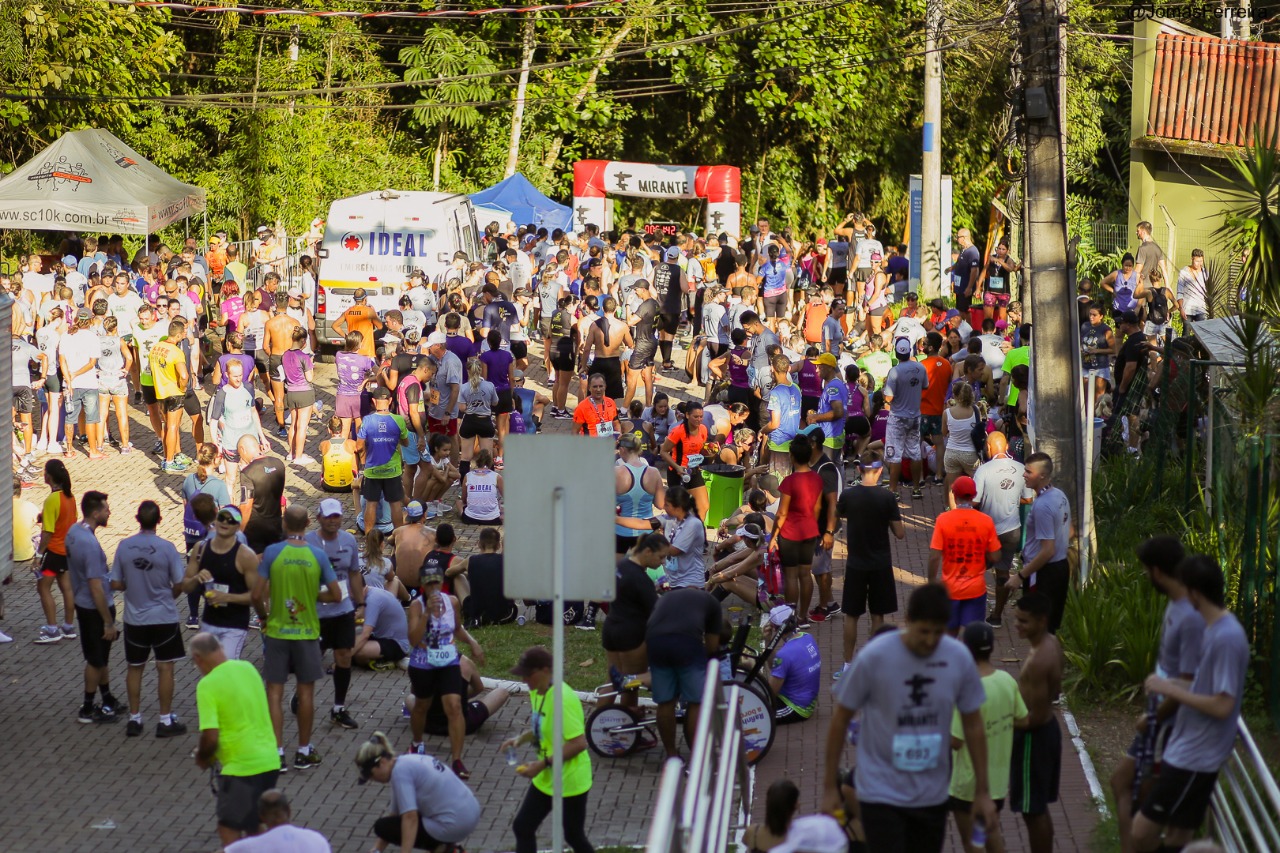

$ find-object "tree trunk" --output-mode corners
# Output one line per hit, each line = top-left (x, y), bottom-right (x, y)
(433, 126), (446, 192)
(541, 21), (635, 172)
(815, 153), (828, 222)
(505, 13), (537, 179)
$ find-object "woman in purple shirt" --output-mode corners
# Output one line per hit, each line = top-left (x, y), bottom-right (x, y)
(479, 329), (516, 461)
(281, 325), (316, 465)
(335, 330), (377, 438)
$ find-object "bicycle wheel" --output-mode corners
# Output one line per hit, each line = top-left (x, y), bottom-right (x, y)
(732, 681), (776, 766)
(586, 705), (643, 758)
(728, 669), (775, 711)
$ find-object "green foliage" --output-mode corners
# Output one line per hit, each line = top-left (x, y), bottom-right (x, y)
(1060, 560), (1164, 703)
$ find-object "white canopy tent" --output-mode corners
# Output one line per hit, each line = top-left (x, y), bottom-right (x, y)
(0, 128), (205, 234)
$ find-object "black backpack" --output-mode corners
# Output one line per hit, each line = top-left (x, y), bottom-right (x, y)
(970, 410), (988, 461)
(1149, 288), (1169, 325)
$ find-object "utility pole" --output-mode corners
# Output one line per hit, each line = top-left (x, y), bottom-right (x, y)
(920, 0), (943, 299)
(1020, 0), (1083, 524)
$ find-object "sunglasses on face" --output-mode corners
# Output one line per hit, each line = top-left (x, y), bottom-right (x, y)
(216, 513), (238, 525)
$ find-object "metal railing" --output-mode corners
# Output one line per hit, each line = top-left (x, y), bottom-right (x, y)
(646, 661), (752, 853)
(1211, 719), (1280, 852)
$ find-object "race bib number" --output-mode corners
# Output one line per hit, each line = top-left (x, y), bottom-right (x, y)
(427, 645), (457, 667)
(337, 579), (350, 601)
(892, 733), (942, 772)
(989, 276), (1005, 293)
(595, 421), (615, 438)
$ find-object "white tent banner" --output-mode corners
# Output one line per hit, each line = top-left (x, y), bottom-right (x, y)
(0, 128), (206, 234)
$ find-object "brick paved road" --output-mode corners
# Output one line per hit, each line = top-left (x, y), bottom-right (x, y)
(750, 481), (1104, 852)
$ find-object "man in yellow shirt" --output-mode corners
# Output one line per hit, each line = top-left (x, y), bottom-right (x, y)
(148, 319), (189, 474)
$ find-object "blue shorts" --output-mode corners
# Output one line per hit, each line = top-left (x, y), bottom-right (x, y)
(649, 662), (707, 705)
(948, 594), (987, 631)
(65, 387), (101, 423)
(401, 434), (423, 465)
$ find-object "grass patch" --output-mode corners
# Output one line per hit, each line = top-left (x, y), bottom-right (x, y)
(469, 621), (611, 692)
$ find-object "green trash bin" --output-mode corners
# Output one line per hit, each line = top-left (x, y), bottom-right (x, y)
(701, 463), (745, 529)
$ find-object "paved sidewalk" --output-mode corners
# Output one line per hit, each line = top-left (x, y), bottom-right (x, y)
(749, 480), (1103, 852)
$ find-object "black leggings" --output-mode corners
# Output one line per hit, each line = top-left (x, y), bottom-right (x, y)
(374, 814), (443, 850)
(513, 787), (594, 853)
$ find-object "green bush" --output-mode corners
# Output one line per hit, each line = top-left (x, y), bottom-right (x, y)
(1060, 560), (1164, 702)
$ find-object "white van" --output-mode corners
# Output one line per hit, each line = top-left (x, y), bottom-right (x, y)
(315, 190), (480, 348)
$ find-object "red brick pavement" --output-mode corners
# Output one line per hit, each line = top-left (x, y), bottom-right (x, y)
(748, 482), (1103, 852)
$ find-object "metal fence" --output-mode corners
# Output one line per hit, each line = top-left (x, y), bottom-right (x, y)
(1088, 220), (1233, 270)
(1212, 719), (1280, 852)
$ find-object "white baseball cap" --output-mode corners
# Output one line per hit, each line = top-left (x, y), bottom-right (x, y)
(425, 331), (448, 348)
(318, 498), (344, 518)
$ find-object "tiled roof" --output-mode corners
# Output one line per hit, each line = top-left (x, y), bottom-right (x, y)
(1148, 33), (1280, 147)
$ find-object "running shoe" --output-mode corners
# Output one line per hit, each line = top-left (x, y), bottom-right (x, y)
(60, 625), (78, 640)
(174, 452), (194, 466)
(912, 487), (924, 501)
(807, 608), (827, 623)
(185, 616), (200, 630)
(369, 659), (397, 673)
(822, 602), (842, 617)
(279, 755), (290, 774)
(553, 408), (573, 420)
(494, 456), (504, 470)
(797, 620), (811, 630)
(986, 613), (1003, 627)
(278, 426), (289, 438)
(35, 626), (62, 644)
(78, 704), (98, 724)
(157, 719), (189, 738)
(46, 441), (62, 455)
(294, 749), (323, 770)
(120, 443), (134, 455)
(0, 630), (12, 644)
(293, 454), (317, 466)
(330, 708), (358, 730)
(126, 719), (143, 738)
(107, 435), (121, 449)
(151, 440), (163, 455)
(93, 704), (119, 724)
(452, 760), (470, 780)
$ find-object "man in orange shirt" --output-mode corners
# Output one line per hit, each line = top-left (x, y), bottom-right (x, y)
(918, 331), (953, 481)
(333, 288), (383, 358)
(928, 476), (1001, 635)
(572, 373), (621, 438)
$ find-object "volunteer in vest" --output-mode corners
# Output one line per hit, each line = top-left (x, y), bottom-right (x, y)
(406, 566), (485, 780)
(306, 499), (364, 731)
(252, 505), (342, 772)
(458, 448), (503, 525)
(182, 504), (260, 660)
(572, 373), (621, 438)
(503, 646), (596, 853)
(615, 433), (665, 555)
(805, 353), (848, 462)
(661, 400), (710, 520)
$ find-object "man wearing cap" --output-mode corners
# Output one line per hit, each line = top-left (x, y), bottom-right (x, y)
(357, 385), (409, 535)
(501, 646), (596, 853)
(58, 306), (108, 461)
(948, 621), (1028, 850)
(263, 293), (303, 437)
(652, 245), (688, 371)
(254, 228), (285, 276)
(882, 335), (929, 501)
(333, 288), (383, 359)
(424, 330), (463, 457)
(253, 505), (343, 771)
(306, 499), (364, 731)
(762, 605), (822, 725)
(806, 353), (848, 463)
(181, 504), (260, 660)
(205, 235), (227, 285)
(929, 476), (1002, 635)
(974, 432), (1033, 626)
(406, 564), (484, 779)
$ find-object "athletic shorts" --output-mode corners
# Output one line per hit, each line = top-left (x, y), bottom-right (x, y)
(66, 387), (101, 423)
(647, 633), (707, 704)
(268, 354), (284, 382)
(13, 386), (35, 414)
(162, 395), (183, 414)
(373, 637), (408, 662)
(589, 356), (624, 399)
(98, 379), (128, 398)
(667, 467), (705, 491)
(424, 699), (491, 736)
(1125, 714), (1175, 773)
(1139, 764), (1218, 830)
(40, 550), (68, 578)
(629, 344), (657, 371)
(458, 415), (495, 440)
(658, 312), (681, 336)
(884, 413), (922, 462)
(401, 435), (423, 465)
(828, 268), (848, 287)
(983, 291), (1011, 308)
(124, 622), (185, 665)
(844, 414), (871, 438)
(868, 305), (889, 318)
(774, 702), (813, 725)
(777, 535), (818, 568)
(947, 594), (987, 631)
(427, 415), (458, 437)
(262, 636), (324, 684)
(859, 801), (948, 853)
(409, 664), (465, 699)
(494, 389), (514, 414)
(551, 338), (575, 372)
(539, 318), (553, 340)
(763, 293), (788, 319)
(76, 605), (117, 669)
(200, 622), (249, 660)
(855, 267), (873, 284)
(842, 566), (898, 617)
(318, 611), (357, 652)
(44, 372), (63, 394)
(141, 383), (158, 405)
(1010, 716), (1062, 815)
(919, 414), (942, 439)
(511, 341), (528, 360)
(943, 449), (980, 476)
(218, 770), (280, 833)
(994, 528), (1021, 574)
(336, 394), (363, 419)
(361, 475), (405, 504)
(284, 389), (315, 411)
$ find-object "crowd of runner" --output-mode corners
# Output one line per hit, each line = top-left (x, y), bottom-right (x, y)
(1, 216), (1240, 853)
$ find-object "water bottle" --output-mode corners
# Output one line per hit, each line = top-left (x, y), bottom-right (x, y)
(681, 469), (691, 484)
(505, 746), (519, 766)
(970, 817), (987, 849)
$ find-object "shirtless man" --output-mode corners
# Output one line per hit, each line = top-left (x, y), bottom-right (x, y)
(390, 510), (435, 593)
(580, 295), (631, 402)
(263, 292), (302, 437)
(1010, 592), (1065, 853)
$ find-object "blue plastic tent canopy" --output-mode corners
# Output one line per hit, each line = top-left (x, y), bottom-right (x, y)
(470, 173), (573, 232)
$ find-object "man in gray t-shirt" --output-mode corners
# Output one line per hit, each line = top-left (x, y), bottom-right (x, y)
(355, 586), (411, 665)
(1133, 555), (1248, 852)
(883, 337), (928, 497)
(67, 491), (122, 723)
(1007, 452), (1073, 634)
(110, 500), (188, 736)
(823, 584), (994, 851)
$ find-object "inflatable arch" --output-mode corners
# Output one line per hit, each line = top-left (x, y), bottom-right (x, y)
(572, 160), (741, 238)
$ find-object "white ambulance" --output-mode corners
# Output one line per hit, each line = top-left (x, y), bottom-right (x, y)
(315, 190), (480, 348)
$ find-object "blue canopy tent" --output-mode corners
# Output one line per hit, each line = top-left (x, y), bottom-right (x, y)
(470, 173), (574, 232)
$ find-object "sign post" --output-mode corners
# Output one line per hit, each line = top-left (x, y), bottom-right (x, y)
(504, 434), (616, 852)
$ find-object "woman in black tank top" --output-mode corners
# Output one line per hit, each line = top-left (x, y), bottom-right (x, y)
(198, 540), (251, 630)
